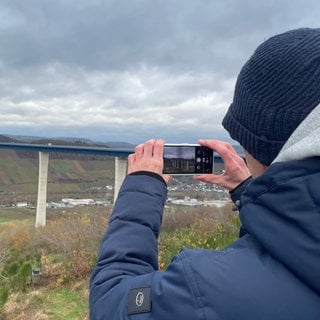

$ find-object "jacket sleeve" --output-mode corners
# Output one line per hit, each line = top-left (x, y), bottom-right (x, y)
(89, 173), (199, 320)
(229, 176), (253, 237)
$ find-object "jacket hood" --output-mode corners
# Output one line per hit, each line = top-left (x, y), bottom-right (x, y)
(273, 102), (320, 163)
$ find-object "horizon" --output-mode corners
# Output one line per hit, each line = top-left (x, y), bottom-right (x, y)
(1, 132), (235, 147)
(0, 133), (243, 155)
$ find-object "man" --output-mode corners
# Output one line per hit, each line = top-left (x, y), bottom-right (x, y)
(90, 28), (320, 319)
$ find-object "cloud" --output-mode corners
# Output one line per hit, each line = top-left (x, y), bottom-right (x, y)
(2, 0), (313, 73)
(0, 62), (234, 142)
(0, 0), (319, 143)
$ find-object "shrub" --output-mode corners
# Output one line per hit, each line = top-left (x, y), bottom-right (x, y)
(158, 204), (239, 269)
(0, 208), (110, 294)
(33, 210), (110, 284)
(0, 202), (240, 318)
(1, 204), (240, 289)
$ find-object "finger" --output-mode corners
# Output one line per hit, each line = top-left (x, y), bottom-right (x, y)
(194, 173), (219, 183)
(207, 141), (238, 165)
(163, 174), (172, 184)
(199, 139), (237, 155)
(135, 143), (144, 159)
(224, 142), (237, 153)
(143, 139), (156, 157)
(195, 174), (230, 190)
(128, 153), (135, 165)
(127, 154), (136, 174)
(153, 139), (165, 158)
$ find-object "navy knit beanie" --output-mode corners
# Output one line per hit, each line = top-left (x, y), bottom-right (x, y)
(222, 28), (320, 165)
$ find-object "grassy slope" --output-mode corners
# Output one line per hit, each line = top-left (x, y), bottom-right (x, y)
(0, 150), (115, 203)
(2, 281), (89, 320)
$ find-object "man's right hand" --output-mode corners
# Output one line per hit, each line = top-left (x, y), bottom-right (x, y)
(194, 139), (251, 191)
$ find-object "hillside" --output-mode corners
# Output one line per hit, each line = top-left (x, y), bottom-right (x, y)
(0, 148), (116, 206)
(0, 134), (135, 202)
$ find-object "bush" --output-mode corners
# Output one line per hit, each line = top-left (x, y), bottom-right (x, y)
(0, 208), (110, 293)
(33, 210), (110, 284)
(0, 203), (240, 318)
(0, 205), (240, 289)
(159, 204), (239, 269)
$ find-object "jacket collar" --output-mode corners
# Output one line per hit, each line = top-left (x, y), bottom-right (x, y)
(274, 102), (320, 163)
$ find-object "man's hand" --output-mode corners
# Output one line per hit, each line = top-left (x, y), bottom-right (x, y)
(128, 139), (171, 183)
(194, 139), (251, 191)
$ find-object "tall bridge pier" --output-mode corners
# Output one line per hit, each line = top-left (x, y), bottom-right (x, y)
(35, 152), (49, 227)
(113, 157), (128, 203)
(35, 152), (128, 227)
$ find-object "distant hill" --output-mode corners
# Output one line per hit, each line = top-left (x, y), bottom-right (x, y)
(4, 134), (135, 148)
(0, 134), (19, 143)
(0, 134), (135, 160)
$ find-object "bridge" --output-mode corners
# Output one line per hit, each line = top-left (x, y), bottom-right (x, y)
(0, 142), (224, 227)
(0, 142), (133, 227)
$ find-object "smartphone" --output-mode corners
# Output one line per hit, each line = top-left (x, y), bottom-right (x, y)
(163, 144), (214, 175)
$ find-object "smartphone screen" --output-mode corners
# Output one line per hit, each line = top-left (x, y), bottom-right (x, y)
(163, 144), (213, 175)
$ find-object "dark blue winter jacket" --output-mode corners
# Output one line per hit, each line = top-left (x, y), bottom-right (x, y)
(90, 157), (320, 319)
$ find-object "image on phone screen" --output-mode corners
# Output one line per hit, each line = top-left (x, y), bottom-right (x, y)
(163, 145), (213, 175)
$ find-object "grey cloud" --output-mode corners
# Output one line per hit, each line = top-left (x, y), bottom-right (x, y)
(2, 0), (318, 75)
(0, 0), (320, 143)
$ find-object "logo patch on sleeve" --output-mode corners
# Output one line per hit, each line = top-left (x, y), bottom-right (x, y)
(128, 287), (151, 315)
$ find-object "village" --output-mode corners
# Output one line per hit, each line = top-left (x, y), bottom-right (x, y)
(6, 178), (231, 210)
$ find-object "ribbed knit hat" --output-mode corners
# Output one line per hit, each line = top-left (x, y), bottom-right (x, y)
(222, 28), (320, 165)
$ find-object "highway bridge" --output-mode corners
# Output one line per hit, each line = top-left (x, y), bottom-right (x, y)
(0, 142), (224, 227)
(0, 142), (133, 157)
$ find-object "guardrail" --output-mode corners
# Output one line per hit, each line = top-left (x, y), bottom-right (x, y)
(0, 142), (133, 157)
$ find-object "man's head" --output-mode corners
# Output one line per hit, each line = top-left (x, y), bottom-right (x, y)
(223, 28), (320, 166)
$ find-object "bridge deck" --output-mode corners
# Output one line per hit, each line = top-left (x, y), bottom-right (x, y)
(0, 142), (224, 162)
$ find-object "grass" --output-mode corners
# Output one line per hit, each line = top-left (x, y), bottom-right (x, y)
(0, 203), (239, 319)
(43, 286), (88, 320)
(159, 204), (239, 269)
(2, 282), (89, 320)
(0, 207), (36, 221)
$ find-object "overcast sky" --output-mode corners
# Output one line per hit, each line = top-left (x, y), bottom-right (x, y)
(0, 0), (319, 144)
